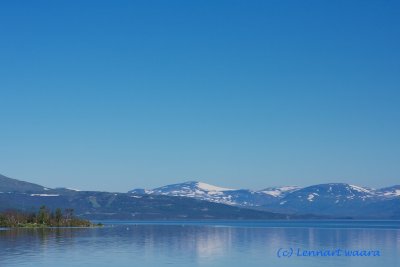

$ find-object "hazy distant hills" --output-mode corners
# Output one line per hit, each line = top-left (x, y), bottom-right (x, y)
(130, 181), (400, 219)
(1, 173), (399, 219)
(129, 181), (299, 207)
(0, 174), (49, 193)
(0, 174), (288, 220)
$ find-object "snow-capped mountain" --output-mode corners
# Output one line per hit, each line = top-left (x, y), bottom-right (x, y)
(129, 181), (400, 218)
(260, 186), (302, 197)
(376, 185), (400, 198)
(129, 181), (292, 207)
(1, 172), (399, 219)
(279, 183), (377, 204)
(149, 181), (234, 197)
(266, 183), (379, 216)
(131, 181), (245, 206)
(0, 174), (288, 220)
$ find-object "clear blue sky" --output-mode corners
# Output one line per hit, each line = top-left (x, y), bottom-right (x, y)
(0, 1), (399, 192)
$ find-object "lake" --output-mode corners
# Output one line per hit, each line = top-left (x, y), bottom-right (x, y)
(1, 221), (399, 267)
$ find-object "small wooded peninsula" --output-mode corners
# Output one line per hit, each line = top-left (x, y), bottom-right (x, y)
(0, 206), (100, 228)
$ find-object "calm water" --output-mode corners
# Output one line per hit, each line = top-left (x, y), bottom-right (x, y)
(1, 221), (399, 267)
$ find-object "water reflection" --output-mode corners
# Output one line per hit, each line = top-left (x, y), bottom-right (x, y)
(0, 223), (399, 267)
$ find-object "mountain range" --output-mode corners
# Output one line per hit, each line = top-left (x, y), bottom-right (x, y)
(0, 174), (289, 220)
(130, 181), (400, 218)
(1, 174), (399, 219)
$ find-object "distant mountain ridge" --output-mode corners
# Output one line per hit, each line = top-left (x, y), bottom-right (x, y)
(1, 174), (399, 219)
(0, 174), (49, 193)
(129, 181), (400, 219)
(0, 174), (290, 220)
(129, 181), (301, 207)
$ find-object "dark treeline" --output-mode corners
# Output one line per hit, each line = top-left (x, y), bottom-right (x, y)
(0, 206), (95, 227)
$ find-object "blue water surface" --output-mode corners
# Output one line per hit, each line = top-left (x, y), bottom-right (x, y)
(0, 220), (399, 267)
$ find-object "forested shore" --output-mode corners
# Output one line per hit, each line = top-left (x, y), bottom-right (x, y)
(0, 206), (100, 227)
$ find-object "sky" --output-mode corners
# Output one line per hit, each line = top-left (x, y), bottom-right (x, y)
(0, 0), (399, 192)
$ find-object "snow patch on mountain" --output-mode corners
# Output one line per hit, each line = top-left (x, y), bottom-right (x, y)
(66, 188), (81, 191)
(377, 186), (400, 198)
(196, 182), (234, 192)
(128, 181), (400, 215)
(349, 185), (373, 194)
(307, 193), (319, 202)
(30, 194), (59, 197)
(260, 186), (301, 197)
(384, 190), (400, 196)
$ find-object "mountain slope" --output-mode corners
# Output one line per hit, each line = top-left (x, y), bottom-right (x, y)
(265, 183), (377, 216)
(2, 174), (398, 219)
(0, 191), (290, 220)
(376, 185), (400, 198)
(0, 174), (288, 220)
(129, 181), (289, 207)
(130, 181), (400, 219)
(0, 174), (48, 193)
